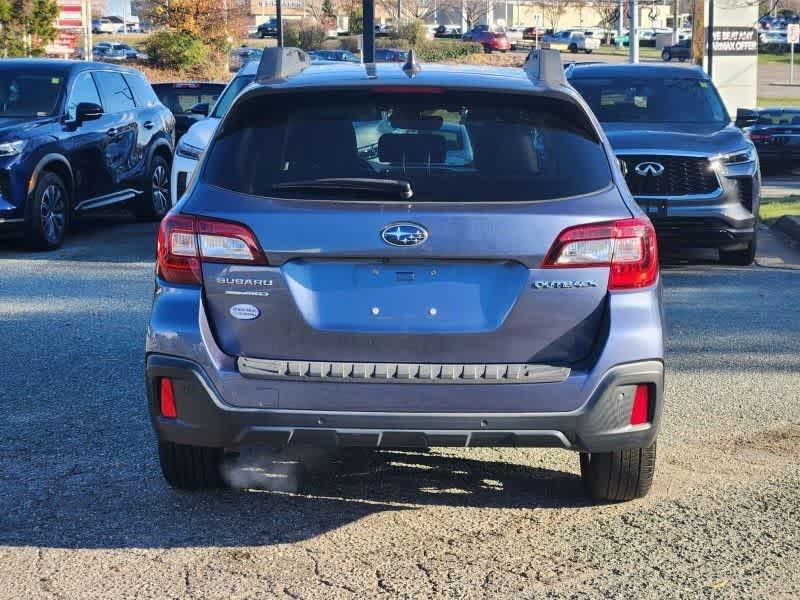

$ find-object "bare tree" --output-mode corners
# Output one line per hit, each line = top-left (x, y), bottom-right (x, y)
(377, 0), (444, 22)
(594, 0), (619, 43)
(460, 0), (490, 29)
(91, 0), (108, 17)
(539, 0), (575, 32)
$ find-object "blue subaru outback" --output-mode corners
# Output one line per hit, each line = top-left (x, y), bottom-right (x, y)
(147, 48), (664, 501)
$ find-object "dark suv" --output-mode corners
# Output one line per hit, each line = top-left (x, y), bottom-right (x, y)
(0, 60), (174, 249)
(568, 64), (760, 265)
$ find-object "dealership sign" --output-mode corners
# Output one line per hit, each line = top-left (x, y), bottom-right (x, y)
(708, 27), (757, 56)
(46, 0), (83, 56)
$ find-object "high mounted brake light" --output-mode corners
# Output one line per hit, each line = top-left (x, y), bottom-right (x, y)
(157, 214), (266, 285)
(542, 217), (659, 290)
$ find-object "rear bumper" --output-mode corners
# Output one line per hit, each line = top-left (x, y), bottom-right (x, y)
(146, 354), (664, 453)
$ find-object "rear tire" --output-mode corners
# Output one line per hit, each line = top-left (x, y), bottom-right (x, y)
(584, 49), (593, 54)
(133, 154), (171, 221)
(662, 51), (672, 61)
(569, 43), (578, 53)
(719, 237), (757, 266)
(580, 442), (656, 502)
(158, 441), (227, 490)
(27, 171), (69, 251)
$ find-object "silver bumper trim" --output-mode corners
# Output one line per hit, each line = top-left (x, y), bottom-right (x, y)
(238, 356), (571, 385)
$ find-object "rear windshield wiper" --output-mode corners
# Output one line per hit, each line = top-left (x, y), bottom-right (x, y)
(273, 178), (413, 200)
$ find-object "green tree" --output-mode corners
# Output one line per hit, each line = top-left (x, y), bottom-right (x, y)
(0, 0), (59, 57)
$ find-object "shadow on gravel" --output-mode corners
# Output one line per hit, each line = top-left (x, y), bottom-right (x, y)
(0, 447), (586, 550)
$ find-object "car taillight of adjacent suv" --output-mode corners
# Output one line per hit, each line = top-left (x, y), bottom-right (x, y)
(146, 48), (664, 501)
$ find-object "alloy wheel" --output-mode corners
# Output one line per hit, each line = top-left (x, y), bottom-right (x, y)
(40, 184), (66, 244)
(152, 164), (170, 213)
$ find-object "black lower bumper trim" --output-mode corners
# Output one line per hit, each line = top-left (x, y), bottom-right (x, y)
(146, 355), (664, 453)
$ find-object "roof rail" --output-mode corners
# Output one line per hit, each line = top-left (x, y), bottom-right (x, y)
(523, 49), (567, 87)
(255, 47), (311, 84)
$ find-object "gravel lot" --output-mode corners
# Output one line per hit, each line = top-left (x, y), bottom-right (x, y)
(1, 215), (799, 599)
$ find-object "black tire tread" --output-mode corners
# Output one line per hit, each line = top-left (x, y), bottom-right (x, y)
(158, 441), (226, 490)
(581, 442), (656, 502)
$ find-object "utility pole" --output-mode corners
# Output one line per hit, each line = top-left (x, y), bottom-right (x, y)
(672, 0), (678, 44)
(629, 0), (639, 63)
(706, 0), (715, 78)
(363, 0), (375, 63)
(616, 0), (623, 48)
(276, 0), (283, 46)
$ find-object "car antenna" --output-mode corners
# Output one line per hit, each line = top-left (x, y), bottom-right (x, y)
(402, 49), (421, 77)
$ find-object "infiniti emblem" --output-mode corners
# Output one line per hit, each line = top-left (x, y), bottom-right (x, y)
(635, 161), (665, 177)
(381, 223), (428, 247)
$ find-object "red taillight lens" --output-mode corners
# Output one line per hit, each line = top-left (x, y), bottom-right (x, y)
(747, 132), (770, 143)
(156, 214), (266, 285)
(160, 378), (177, 419)
(630, 384), (650, 425)
(542, 217), (659, 290)
(157, 214), (201, 285)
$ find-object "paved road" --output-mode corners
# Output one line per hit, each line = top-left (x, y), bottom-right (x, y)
(1, 215), (799, 598)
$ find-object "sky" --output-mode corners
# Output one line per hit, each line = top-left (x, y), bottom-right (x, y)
(105, 0), (132, 18)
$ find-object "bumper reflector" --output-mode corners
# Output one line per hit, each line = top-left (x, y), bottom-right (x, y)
(160, 378), (177, 419)
(630, 384), (650, 425)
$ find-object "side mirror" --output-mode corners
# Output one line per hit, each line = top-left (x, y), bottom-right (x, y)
(735, 108), (759, 129)
(75, 102), (103, 124)
(189, 102), (209, 117)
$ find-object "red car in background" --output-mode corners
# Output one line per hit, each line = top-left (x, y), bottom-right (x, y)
(462, 26), (512, 53)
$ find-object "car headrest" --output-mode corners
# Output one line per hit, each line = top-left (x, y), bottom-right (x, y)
(378, 133), (447, 164)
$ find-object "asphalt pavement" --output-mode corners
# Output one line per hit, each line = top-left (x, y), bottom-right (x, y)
(1, 214), (799, 598)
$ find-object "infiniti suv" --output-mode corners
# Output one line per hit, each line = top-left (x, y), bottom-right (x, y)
(147, 48), (664, 501)
(568, 64), (760, 265)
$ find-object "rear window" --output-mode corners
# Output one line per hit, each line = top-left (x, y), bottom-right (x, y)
(154, 83), (223, 115)
(203, 90), (611, 202)
(570, 76), (728, 124)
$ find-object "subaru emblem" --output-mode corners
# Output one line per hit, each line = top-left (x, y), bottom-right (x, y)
(634, 161), (665, 177)
(381, 223), (428, 247)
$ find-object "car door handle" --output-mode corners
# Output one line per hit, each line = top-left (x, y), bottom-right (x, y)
(143, 121), (154, 130)
(106, 128), (117, 136)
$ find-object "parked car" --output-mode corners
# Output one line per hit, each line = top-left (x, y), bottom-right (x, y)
(568, 63), (760, 265)
(92, 17), (123, 34)
(523, 26), (547, 40)
(543, 30), (600, 53)
(147, 47), (664, 502)
(375, 48), (406, 62)
(308, 49), (360, 62)
(257, 18), (279, 38)
(462, 28), (512, 52)
(502, 27), (524, 48)
(434, 24), (462, 38)
(744, 107), (800, 172)
(170, 61), (258, 203)
(0, 59), (175, 249)
(151, 82), (226, 141)
(661, 38), (692, 61)
(229, 46), (264, 71)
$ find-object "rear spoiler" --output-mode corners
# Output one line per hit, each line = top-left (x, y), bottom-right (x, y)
(524, 49), (567, 87)
(255, 47), (311, 84)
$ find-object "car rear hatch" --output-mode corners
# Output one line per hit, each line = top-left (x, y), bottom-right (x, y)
(171, 87), (639, 368)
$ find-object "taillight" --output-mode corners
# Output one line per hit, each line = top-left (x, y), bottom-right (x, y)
(747, 132), (770, 143)
(542, 217), (659, 290)
(156, 213), (266, 285)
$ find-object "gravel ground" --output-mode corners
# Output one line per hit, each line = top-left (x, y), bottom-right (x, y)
(0, 216), (799, 599)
